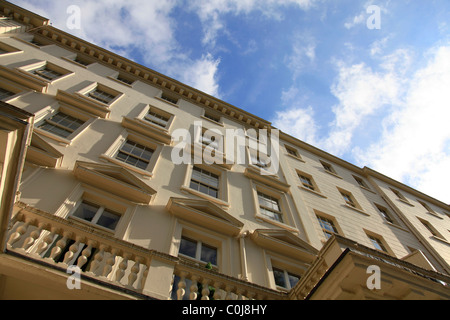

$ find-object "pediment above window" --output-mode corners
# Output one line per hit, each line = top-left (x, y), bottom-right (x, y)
(73, 161), (156, 204)
(250, 229), (318, 262)
(26, 132), (63, 167)
(244, 167), (290, 192)
(56, 89), (110, 118)
(166, 197), (244, 236)
(121, 116), (172, 145)
(0, 65), (48, 93)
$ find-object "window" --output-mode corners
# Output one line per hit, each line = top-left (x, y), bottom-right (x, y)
(30, 65), (63, 81)
(144, 109), (170, 128)
(272, 267), (300, 290)
(115, 139), (154, 170)
(418, 200), (436, 215)
(116, 74), (135, 85)
(367, 234), (388, 253)
(200, 129), (222, 150)
(391, 188), (409, 203)
(375, 204), (395, 224)
(298, 174), (315, 191)
(354, 175), (370, 189)
(320, 160), (337, 175)
(38, 111), (85, 139)
(285, 146), (299, 158)
(160, 92), (178, 105)
(72, 55), (93, 66)
(317, 215), (339, 239)
(418, 218), (445, 240)
(87, 87), (117, 104)
(340, 191), (357, 208)
(179, 236), (217, 266)
(189, 166), (219, 198)
(0, 87), (15, 101)
(258, 191), (283, 223)
(203, 111), (221, 123)
(72, 201), (121, 231)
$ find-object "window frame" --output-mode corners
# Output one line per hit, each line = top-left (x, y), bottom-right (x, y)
(18, 61), (73, 83)
(181, 163), (229, 207)
(71, 200), (122, 231)
(33, 105), (95, 145)
(100, 129), (163, 178)
(178, 235), (218, 267)
(76, 82), (123, 107)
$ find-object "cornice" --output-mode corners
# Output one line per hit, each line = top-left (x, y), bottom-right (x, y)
(0, 0), (49, 29)
(28, 25), (271, 130)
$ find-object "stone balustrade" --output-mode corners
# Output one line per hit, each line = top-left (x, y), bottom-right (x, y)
(6, 202), (288, 300)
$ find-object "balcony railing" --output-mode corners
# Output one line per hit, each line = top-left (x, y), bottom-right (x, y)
(5, 202), (286, 300)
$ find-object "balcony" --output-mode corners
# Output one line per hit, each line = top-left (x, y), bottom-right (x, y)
(2, 202), (285, 300)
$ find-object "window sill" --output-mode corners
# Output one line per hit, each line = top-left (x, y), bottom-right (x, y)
(200, 115), (224, 127)
(324, 170), (343, 179)
(255, 214), (299, 233)
(180, 185), (230, 208)
(298, 185), (327, 198)
(154, 96), (179, 107)
(286, 153), (305, 163)
(397, 198), (414, 207)
(430, 235), (450, 245)
(425, 211), (444, 220)
(100, 154), (153, 179)
(342, 204), (370, 216)
(33, 128), (72, 146)
(68, 216), (116, 235)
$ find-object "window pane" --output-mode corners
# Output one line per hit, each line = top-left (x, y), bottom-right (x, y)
(96, 209), (121, 230)
(288, 273), (300, 288)
(73, 202), (99, 222)
(179, 237), (197, 259)
(273, 268), (286, 288)
(200, 244), (217, 265)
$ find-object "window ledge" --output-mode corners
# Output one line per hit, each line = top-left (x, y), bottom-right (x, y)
(154, 96), (179, 107)
(286, 153), (305, 163)
(255, 214), (299, 233)
(425, 211), (444, 220)
(200, 115), (224, 127)
(298, 185), (327, 198)
(384, 221), (409, 232)
(430, 235), (450, 245)
(180, 185), (230, 208)
(343, 204), (370, 216)
(324, 170), (343, 179)
(397, 198), (414, 207)
(100, 154), (153, 179)
(33, 127), (72, 146)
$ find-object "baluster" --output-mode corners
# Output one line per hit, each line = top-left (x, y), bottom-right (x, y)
(140, 262), (149, 291)
(127, 258), (141, 288)
(63, 240), (80, 265)
(21, 223), (43, 251)
(189, 275), (199, 300)
(224, 285), (234, 300)
(7, 222), (28, 247)
(177, 272), (187, 300)
(102, 248), (118, 279)
(115, 253), (130, 283)
(36, 231), (55, 256)
(213, 281), (222, 300)
(77, 241), (94, 269)
(89, 244), (106, 274)
(201, 279), (210, 300)
(49, 234), (67, 262)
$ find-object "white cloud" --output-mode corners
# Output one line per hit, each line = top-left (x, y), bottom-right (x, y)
(284, 34), (317, 80)
(186, 0), (319, 46)
(273, 43), (450, 203)
(355, 45), (450, 203)
(12, 0), (222, 96)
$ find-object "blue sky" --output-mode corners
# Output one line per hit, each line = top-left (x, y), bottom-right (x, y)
(11, 0), (450, 204)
